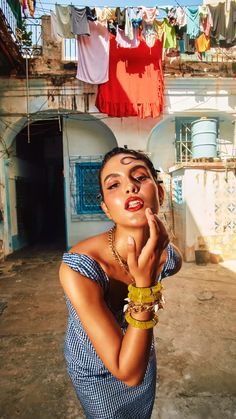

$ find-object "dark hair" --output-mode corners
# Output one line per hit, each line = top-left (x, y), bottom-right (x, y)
(99, 147), (160, 199)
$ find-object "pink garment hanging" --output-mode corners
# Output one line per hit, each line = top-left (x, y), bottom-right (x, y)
(176, 6), (187, 27)
(76, 21), (109, 84)
(116, 27), (140, 48)
(96, 35), (164, 119)
(142, 7), (158, 24)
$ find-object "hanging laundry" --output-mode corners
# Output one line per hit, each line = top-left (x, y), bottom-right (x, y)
(116, 27), (140, 48)
(186, 7), (200, 39)
(19, 0), (27, 16)
(95, 7), (114, 24)
(70, 6), (90, 36)
(199, 6), (211, 37)
(226, 1), (236, 45)
(195, 33), (210, 52)
(208, 3), (226, 42)
(142, 7), (158, 24)
(153, 20), (165, 41)
(27, 0), (35, 17)
(115, 7), (126, 29)
(167, 7), (177, 25)
(125, 8), (134, 40)
(11, 0), (23, 22)
(183, 33), (195, 53)
(108, 21), (117, 36)
(76, 21), (109, 84)
(86, 7), (97, 22)
(95, 36), (164, 119)
(129, 7), (143, 28)
(50, 11), (62, 43)
(175, 6), (187, 28)
(198, 5), (209, 19)
(55, 5), (74, 39)
(142, 23), (158, 48)
(162, 18), (177, 49)
(179, 39), (185, 53)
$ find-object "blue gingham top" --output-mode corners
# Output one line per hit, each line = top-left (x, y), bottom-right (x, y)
(62, 243), (180, 419)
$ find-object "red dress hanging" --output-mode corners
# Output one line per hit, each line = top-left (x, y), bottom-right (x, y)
(95, 35), (164, 119)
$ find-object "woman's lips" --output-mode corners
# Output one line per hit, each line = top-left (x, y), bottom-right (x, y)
(125, 197), (144, 212)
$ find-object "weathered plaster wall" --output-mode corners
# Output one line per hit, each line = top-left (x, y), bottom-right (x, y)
(171, 165), (236, 261)
(1, 77), (236, 147)
(63, 116), (117, 247)
(147, 113), (235, 172)
(0, 75), (236, 256)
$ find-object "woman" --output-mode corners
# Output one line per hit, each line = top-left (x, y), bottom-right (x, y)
(59, 147), (182, 419)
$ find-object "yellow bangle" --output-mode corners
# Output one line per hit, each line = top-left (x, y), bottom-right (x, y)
(128, 283), (162, 304)
(125, 311), (159, 329)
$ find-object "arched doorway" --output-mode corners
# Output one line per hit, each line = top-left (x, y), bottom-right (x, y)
(10, 119), (65, 250)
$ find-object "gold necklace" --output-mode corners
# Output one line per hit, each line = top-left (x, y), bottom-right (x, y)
(108, 226), (130, 274)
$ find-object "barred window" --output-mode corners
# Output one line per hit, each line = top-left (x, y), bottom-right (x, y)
(175, 117), (219, 163)
(75, 162), (102, 214)
(175, 117), (196, 163)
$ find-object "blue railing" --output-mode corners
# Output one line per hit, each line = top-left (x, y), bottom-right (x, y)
(0, 0), (18, 40)
(23, 19), (42, 56)
(0, 0), (42, 57)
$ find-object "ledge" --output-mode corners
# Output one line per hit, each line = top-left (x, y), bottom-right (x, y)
(169, 160), (236, 172)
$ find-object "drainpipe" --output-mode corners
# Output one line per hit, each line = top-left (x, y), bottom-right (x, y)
(25, 54), (30, 143)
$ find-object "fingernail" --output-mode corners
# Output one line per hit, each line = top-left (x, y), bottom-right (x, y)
(128, 236), (134, 245)
(147, 208), (152, 214)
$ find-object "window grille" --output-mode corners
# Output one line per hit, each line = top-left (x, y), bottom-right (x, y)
(76, 162), (102, 214)
(175, 117), (219, 163)
(172, 176), (183, 205)
(175, 117), (196, 163)
(69, 156), (107, 221)
(62, 38), (77, 62)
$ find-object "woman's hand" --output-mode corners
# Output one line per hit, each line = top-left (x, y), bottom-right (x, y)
(127, 208), (169, 286)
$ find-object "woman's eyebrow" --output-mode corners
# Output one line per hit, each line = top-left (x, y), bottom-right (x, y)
(103, 165), (149, 184)
(130, 164), (149, 173)
(103, 173), (121, 184)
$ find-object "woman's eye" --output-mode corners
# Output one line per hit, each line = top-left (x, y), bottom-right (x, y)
(135, 175), (148, 182)
(107, 182), (119, 190)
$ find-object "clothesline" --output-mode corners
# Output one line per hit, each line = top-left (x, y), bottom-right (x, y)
(32, 1), (204, 10)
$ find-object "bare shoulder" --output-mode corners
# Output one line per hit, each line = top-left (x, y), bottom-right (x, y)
(68, 231), (110, 263)
(60, 231), (110, 292)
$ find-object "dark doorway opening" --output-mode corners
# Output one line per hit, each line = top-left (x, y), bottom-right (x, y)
(14, 119), (65, 248)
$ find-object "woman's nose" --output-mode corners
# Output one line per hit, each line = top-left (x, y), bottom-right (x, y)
(125, 181), (139, 194)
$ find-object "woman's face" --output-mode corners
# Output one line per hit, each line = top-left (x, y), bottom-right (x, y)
(100, 153), (163, 228)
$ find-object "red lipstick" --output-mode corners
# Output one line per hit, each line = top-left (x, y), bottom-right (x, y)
(125, 196), (144, 212)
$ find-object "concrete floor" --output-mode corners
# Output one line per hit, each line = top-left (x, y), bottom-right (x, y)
(0, 245), (236, 419)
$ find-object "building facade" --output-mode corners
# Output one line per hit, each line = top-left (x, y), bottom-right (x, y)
(0, 13), (236, 261)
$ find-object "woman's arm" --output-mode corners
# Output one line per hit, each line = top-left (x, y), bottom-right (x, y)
(60, 263), (153, 387)
(60, 208), (169, 387)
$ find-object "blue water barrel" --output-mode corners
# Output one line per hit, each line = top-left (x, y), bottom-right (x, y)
(191, 118), (217, 158)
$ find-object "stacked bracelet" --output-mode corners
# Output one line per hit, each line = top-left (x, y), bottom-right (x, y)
(128, 282), (163, 304)
(124, 282), (164, 330)
(125, 311), (159, 329)
(126, 301), (157, 313)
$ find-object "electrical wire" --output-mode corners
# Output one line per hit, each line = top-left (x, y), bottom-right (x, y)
(23, 1), (201, 7)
